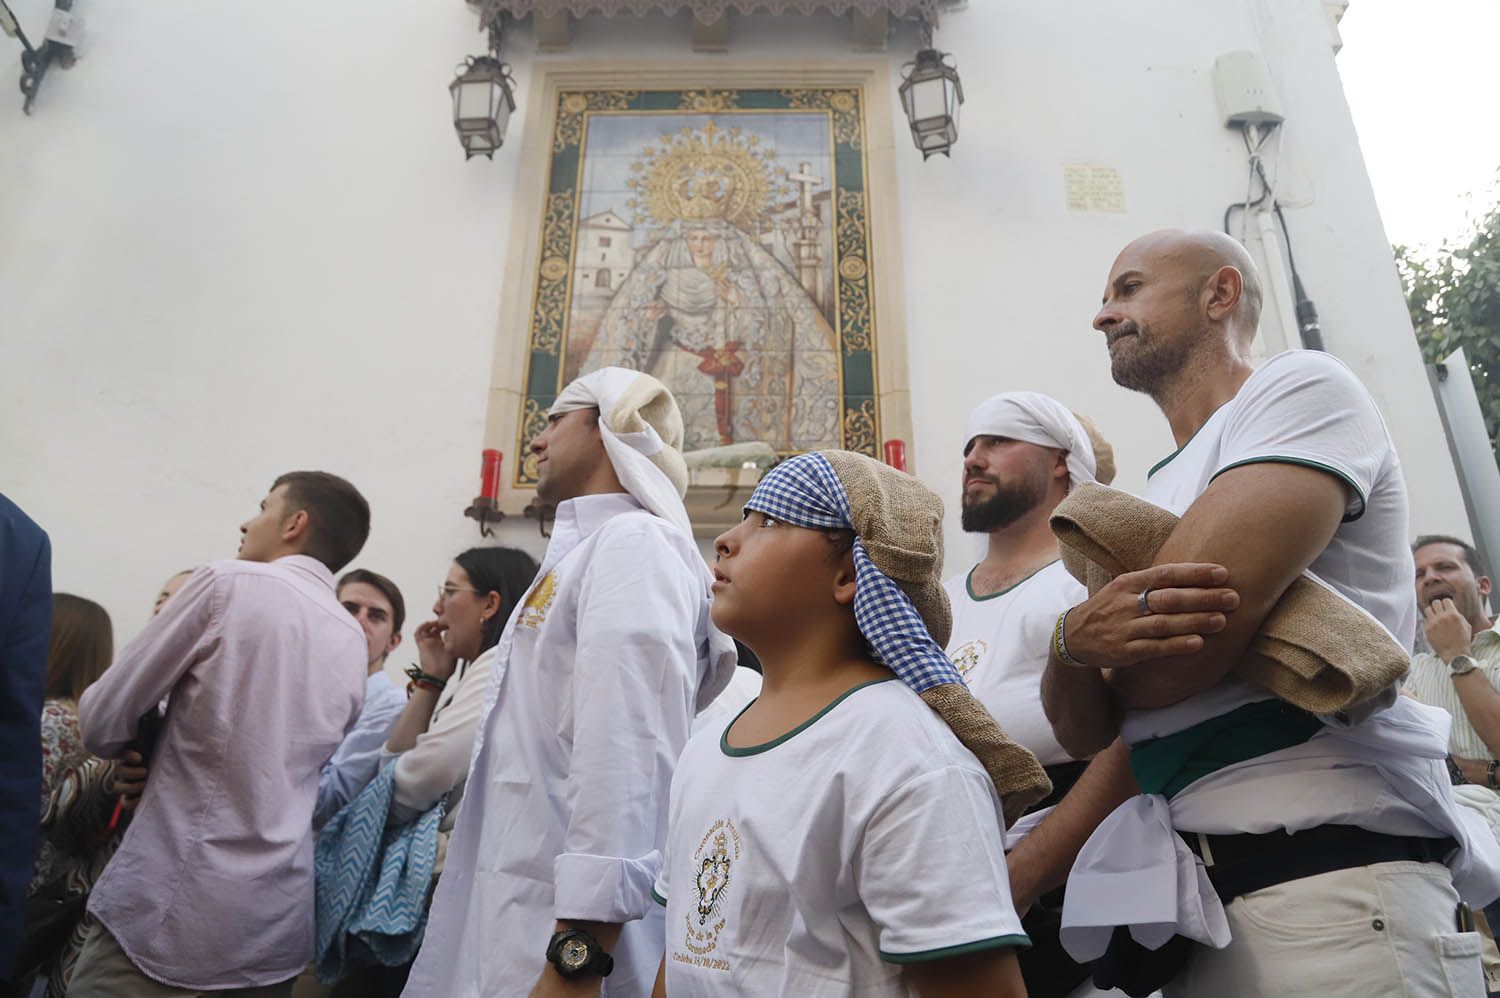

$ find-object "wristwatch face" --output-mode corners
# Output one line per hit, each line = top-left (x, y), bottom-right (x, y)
(1452, 655), (1479, 675)
(561, 937), (592, 970)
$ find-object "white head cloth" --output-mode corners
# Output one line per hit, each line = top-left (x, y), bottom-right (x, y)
(551, 367), (694, 539)
(965, 391), (1097, 488)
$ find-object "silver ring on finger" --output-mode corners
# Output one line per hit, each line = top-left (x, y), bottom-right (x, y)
(1138, 588), (1155, 616)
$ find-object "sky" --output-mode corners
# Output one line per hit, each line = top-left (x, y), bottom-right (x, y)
(1337, 0), (1500, 253)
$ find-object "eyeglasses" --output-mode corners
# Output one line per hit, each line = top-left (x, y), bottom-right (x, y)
(437, 585), (483, 603)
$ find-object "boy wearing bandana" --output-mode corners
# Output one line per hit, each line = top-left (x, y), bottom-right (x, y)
(650, 451), (1042, 997)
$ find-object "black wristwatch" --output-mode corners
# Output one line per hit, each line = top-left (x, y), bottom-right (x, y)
(545, 928), (614, 980)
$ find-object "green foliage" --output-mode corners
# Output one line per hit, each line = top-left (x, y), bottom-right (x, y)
(1397, 197), (1500, 461)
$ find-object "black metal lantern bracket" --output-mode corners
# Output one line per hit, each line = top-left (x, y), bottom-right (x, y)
(1, 0), (82, 114)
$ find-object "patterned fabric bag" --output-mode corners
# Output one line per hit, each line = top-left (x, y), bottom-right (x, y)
(314, 761), (444, 984)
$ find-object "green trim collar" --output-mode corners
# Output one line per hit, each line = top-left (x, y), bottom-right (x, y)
(964, 560), (1059, 602)
(721, 678), (895, 757)
(1146, 401), (1231, 479)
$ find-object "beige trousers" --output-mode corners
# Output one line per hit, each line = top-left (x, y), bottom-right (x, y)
(66, 924), (295, 998)
(1166, 860), (1485, 997)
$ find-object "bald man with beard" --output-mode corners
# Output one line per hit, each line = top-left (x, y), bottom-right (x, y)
(1041, 230), (1500, 996)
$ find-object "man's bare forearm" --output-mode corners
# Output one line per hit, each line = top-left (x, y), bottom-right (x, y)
(1005, 738), (1136, 908)
(1041, 647), (1122, 759)
(1451, 671), (1500, 760)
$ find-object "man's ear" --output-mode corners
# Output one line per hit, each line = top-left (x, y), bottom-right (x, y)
(1479, 575), (1493, 601)
(386, 631), (404, 655)
(1204, 265), (1244, 322)
(280, 509), (310, 544)
(832, 548), (858, 607)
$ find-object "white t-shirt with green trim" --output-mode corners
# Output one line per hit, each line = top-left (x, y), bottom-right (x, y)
(653, 678), (1028, 996)
(943, 561), (1086, 766)
(1124, 348), (1415, 743)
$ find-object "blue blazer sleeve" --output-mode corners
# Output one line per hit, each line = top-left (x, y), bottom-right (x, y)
(0, 493), (53, 977)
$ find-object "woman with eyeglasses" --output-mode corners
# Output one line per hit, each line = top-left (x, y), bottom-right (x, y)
(324, 546), (539, 998)
(379, 546), (539, 826)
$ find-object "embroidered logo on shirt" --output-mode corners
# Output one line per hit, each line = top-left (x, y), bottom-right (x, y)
(948, 638), (988, 680)
(674, 817), (741, 973)
(518, 573), (557, 629)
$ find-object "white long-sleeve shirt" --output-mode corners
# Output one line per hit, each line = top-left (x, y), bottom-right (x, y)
(384, 645), (495, 826)
(404, 493), (731, 998)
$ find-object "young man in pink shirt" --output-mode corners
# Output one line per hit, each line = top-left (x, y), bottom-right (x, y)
(72, 471), (371, 998)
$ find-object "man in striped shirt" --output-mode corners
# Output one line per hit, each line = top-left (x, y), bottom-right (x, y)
(1406, 535), (1500, 786)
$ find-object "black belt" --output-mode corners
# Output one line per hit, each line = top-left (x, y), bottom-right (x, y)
(1183, 823), (1457, 903)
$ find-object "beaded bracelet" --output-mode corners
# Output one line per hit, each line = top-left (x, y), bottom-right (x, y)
(1052, 609), (1085, 667)
(404, 664), (448, 696)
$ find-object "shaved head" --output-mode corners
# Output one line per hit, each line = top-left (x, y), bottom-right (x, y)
(1117, 228), (1264, 333)
(1094, 228), (1264, 400)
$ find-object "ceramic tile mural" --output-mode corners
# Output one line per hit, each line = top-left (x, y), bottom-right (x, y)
(514, 86), (883, 486)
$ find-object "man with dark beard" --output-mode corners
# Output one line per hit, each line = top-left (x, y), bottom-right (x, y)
(943, 392), (1139, 998)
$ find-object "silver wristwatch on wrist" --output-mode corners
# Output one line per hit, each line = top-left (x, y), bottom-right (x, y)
(1449, 654), (1479, 676)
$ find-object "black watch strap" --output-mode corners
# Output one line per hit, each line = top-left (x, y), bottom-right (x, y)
(546, 928), (615, 979)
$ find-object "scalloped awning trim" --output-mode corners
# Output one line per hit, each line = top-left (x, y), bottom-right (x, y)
(480, 0), (938, 19)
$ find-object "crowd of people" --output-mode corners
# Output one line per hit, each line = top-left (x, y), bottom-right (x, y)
(2, 227), (1499, 997)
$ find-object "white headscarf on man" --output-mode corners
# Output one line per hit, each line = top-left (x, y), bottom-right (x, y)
(964, 391), (1103, 488)
(550, 366), (694, 538)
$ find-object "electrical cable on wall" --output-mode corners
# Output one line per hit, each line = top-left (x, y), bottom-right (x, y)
(1222, 122), (1325, 351)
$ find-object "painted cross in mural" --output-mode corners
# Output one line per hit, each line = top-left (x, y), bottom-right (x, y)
(516, 88), (881, 486)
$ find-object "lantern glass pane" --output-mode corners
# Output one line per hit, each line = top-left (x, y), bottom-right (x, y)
(909, 76), (949, 122)
(457, 79), (492, 121)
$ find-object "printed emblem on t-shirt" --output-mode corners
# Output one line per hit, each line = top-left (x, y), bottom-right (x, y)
(948, 638), (988, 680)
(673, 817), (741, 973)
(518, 572), (557, 629)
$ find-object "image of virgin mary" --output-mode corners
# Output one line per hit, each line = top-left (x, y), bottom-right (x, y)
(580, 214), (840, 454)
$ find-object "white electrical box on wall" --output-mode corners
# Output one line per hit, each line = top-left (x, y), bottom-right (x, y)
(44, 9), (83, 47)
(1213, 51), (1284, 128)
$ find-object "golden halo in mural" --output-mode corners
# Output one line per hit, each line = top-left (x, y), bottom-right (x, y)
(839, 256), (868, 281)
(626, 120), (785, 230)
(539, 256), (569, 282)
(830, 92), (857, 113)
(561, 94), (589, 114)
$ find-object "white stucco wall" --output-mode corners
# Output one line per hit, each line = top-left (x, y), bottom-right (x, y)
(0, 0), (1463, 651)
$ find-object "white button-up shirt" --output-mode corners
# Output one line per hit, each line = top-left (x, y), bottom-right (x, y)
(79, 555), (366, 989)
(405, 493), (731, 998)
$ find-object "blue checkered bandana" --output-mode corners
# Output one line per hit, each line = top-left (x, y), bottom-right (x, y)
(743, 452), (964, 694)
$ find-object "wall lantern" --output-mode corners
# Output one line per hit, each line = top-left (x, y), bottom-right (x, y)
(450, 54), (515, 160)
(898, 45), (963, 159)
